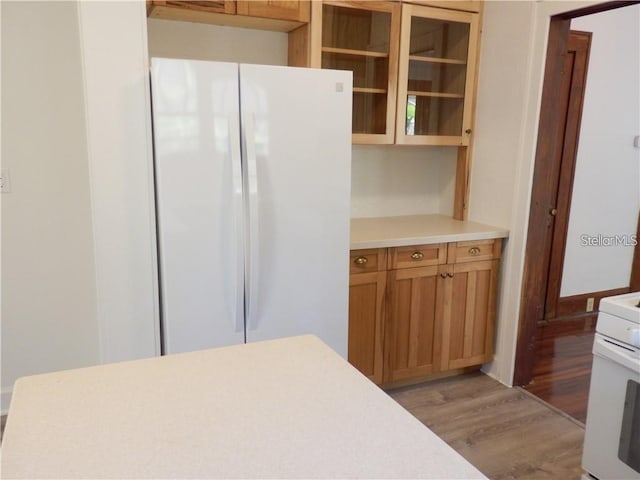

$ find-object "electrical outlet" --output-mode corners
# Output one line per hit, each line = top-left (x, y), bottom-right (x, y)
(0, 168), (11, 193)
(586, 297), (595, 312)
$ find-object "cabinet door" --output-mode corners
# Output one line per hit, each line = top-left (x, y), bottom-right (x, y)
(236, 1), (310, 22)
(442, 259), (499, 369)
(349, 271), (386, 384)
(402, 1), (482, 13)
(396, 4), (479, 146)
(150, 1), (236, 15)
(385, 265), (443, 383)
(319, 2), (401, 144)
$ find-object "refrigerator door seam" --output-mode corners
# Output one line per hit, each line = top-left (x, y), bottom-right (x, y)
(243, 111), (260, 332)
(228, 113), (246, 336)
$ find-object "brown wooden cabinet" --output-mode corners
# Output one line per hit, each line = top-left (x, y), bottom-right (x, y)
(348, 238), (501, 386)
(385, 264), (442, 382)
(443, 258), (499, 369)
(313, 1), (480, 146)
(236, 1), (310, 22)
(348, 249), (387, 384)
(147, 0), (310, 32)
(402, 0), (482, 14)
(318, 1), (401, 144)
(396, 4), (479, 146)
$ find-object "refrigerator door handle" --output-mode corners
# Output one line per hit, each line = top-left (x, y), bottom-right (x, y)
(228, 114), (245, 334)
(244, 112), (260, 331)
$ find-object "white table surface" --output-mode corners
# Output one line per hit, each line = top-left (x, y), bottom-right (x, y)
(1, 335), (487, 479)
(351, 214), (509, 249)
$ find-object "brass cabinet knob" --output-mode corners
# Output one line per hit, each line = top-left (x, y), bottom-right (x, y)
(468, 247), (481, 256)
(447, 272), (454, 278)
(465, 128), (472, 134)
(440, 273), (448, 278)
(354, 256), (368, 266)
(550, 208), (558, 216)
(410, 251), (424, 260)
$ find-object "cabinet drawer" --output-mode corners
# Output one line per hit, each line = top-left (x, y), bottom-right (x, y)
(448, 239), (501, 263)
(388, 244), (446, 269)
(350, 249), (387, 274)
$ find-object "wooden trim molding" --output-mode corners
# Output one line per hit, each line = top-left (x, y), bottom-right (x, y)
(555, 287), (630, 318)
(514, 17), (571, 387)
(556, 1), (640, 19)
(536, 314), (596, 338)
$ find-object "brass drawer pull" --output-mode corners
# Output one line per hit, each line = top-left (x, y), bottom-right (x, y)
(354, 256), (368, 266)
(468, 247), (481, 256)
(410, 251), (424, 260)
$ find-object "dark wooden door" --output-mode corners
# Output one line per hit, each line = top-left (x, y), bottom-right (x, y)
(542, 31), (591, 321)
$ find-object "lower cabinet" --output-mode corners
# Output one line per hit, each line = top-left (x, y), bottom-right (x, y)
(348, 239), (501, 386)
(348, 249), (386, 384)
(386, 264), (442, 383)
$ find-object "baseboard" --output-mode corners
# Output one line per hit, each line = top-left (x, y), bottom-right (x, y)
(381, 366), (481, 391)
(1, 387), (13, 416)
(556, 287), (630, 318)
(537, 314), (597, 338)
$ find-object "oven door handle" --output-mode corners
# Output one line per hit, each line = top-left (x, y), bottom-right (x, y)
(593, 336), (640, 373)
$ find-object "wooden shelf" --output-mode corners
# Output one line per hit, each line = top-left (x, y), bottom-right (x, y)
(354, 87), (388, 94)
(407, 91), (464, 99)
(408, 55), (467, 65)
(322, 47), (390, 58)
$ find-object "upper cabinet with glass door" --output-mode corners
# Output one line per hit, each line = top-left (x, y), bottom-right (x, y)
(396, 5), (479, 146)
(320, 2), (400, 144)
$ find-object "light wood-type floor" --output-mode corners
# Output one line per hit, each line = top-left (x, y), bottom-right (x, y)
(389, 372), (585, 480)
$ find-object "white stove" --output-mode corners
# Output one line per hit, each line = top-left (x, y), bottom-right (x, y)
(582, 292), (640, 480)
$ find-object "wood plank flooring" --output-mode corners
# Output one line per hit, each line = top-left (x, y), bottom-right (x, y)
(524, 330), (594, 423)
(389, 372), (585, 480)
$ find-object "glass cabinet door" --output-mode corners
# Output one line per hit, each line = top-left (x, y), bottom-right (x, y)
(396, 5), (479, 145)
(321, 2), (400, 144)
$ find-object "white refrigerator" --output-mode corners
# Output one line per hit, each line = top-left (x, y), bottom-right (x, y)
(150, 58), (352, 357)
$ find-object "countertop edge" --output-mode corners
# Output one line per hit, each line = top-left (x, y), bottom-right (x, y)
(350, 215), (510, 250)
(351, 229), (508, 250)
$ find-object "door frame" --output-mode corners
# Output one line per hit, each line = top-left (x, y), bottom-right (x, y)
(513, 0), (640, 386)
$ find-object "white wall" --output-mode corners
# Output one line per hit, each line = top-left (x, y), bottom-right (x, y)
(1, 1), (99, 413)
(560, 6), (640, 297)
(78, 1), (160, 363)
(351, 146), (456, 218)
(147, 18), (289, 65)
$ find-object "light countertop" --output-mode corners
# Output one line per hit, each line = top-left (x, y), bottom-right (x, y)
(351, 214), (509, 249)
(1, 335), (486, 479)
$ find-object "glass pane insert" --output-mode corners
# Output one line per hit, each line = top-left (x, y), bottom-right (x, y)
(323, 53), (389, 90)
(323, 5), (391, 53)
(354, 92), (387, 135)
(405, 95), (464, 136)
(409, 16), (469, 62)
(322, 4), (393, 137)
(404, 15), (470, 136)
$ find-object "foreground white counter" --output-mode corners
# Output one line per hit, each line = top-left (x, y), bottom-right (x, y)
(1, 335), (486, 479)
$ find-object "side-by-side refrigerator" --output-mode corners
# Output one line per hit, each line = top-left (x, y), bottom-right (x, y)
(150, 58), (352, 357)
